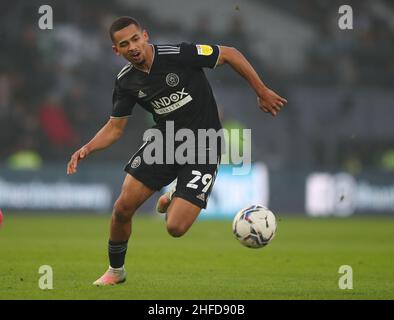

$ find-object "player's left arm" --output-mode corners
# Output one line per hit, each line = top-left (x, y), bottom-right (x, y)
(216, 46), (287, 116)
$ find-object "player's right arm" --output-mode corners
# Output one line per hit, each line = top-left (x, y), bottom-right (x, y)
(67, 117), (128, 175)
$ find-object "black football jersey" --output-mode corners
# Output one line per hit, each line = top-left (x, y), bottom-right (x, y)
(111, 43), (222, 135)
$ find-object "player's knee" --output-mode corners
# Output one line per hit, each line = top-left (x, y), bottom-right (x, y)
(113, 200), (135, 223)
(166, 223), (187, 238)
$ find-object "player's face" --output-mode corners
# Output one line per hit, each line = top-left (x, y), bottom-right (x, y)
(112, 24), (150, 65)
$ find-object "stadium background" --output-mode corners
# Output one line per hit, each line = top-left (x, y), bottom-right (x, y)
(0, 0), (393, 300)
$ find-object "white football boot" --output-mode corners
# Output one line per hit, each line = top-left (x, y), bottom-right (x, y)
(93, 266), (126, 286)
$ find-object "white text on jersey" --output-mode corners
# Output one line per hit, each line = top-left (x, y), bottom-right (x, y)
(151, 88), (192, 115)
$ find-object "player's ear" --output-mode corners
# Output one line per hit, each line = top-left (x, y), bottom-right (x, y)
(142, 30), (149, 42)
(112, 45), (121, 56)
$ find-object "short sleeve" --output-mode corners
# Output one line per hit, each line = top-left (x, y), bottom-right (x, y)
(179, 43), (220, 69)
(111, 79), (137, 118)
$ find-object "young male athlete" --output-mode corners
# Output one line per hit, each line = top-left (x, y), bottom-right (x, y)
(66, 17), (287, 286)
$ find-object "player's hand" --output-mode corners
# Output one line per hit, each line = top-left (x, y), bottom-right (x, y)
(257, 88), (288, 117)
(67, 146), (89, 175)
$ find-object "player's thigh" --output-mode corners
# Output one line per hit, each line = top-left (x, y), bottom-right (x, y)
(165, 159), (220, 233)
(115, 174), (155, 214)
(166, 197), (202, 233)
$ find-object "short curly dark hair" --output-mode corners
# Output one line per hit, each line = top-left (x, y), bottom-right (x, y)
(109, 16), (141, 43)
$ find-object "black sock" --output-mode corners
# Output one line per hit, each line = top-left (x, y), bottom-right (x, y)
(108, 240), (128, 268)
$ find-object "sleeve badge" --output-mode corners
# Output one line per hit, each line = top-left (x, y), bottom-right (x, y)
(196, 44), (213, 56)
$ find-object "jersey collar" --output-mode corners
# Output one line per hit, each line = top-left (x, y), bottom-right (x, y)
(133, 44), (155, 75)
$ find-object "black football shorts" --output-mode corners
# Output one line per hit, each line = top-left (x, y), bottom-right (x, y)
(124, 140), (221, 209)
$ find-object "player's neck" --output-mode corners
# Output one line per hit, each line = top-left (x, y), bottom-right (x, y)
(132, 44), (154, 74)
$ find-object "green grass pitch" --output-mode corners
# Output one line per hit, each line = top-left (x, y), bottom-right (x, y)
(0, 214), (393, 300)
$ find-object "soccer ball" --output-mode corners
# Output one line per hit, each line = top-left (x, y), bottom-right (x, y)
(232, 205), (277, 248)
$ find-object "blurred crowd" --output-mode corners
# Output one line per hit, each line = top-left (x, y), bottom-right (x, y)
(282, 0), (394, 86)
(0, 0), (393, 170)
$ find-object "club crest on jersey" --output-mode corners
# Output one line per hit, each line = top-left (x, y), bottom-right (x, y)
(196, 44), (213, 56)
(166, 73), (179, 87)
(130, 156), (141, 168)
